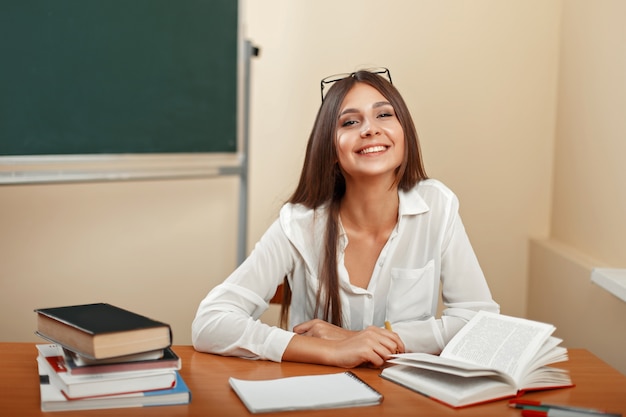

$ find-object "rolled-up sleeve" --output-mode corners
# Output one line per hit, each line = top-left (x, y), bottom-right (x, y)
(191, 220), (296, 362)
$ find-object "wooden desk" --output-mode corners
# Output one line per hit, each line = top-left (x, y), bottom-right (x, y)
(2, 343), (625, 416)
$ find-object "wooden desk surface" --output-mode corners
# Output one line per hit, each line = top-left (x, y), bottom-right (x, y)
(1, 343), (625, 416)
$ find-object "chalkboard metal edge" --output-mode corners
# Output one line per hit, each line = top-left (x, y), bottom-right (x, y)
(0, 153), (243, 185)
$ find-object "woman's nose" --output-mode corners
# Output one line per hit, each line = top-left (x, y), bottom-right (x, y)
(361, 118), (381, 137)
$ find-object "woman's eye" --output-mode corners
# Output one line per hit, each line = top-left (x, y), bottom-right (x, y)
(341, 119), (358, 127)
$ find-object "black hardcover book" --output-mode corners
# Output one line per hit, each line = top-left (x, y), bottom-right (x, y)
(35, 303), (172, 359)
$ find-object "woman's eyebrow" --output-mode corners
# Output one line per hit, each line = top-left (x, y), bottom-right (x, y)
(372, 101), (392, 109)
(339, 108), (358, 117)
(339, 101), (392, 117)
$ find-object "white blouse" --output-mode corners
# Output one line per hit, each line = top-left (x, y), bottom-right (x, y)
(192, 179), (499, 362)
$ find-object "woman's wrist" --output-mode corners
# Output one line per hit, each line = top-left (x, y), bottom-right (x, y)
(282, 334), (336, 366)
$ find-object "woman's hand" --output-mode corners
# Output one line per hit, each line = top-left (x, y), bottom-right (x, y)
(293, 319), (355, 340)
(284, 319), (405, 368)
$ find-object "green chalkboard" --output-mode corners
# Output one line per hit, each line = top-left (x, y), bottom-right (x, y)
(0, 0), (238, 156)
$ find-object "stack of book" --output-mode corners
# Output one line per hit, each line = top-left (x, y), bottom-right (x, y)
(34, 303), (191, 412)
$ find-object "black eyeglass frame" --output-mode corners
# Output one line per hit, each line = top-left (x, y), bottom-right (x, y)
(319, 67), (393, 101)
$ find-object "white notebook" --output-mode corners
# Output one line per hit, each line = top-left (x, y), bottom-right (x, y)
(229, 371), (383, 413)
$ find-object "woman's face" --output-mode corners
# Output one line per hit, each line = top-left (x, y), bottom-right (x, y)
(335, 83), (405, 184)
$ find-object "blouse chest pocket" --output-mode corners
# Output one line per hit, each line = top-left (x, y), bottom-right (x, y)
(386, 260), (436, 323)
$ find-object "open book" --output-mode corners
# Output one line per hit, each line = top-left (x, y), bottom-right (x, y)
(380, 311), (573, 408)
(229, 371), (382, 413)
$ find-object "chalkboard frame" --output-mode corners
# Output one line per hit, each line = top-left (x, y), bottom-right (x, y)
(0, 0), (245, 185)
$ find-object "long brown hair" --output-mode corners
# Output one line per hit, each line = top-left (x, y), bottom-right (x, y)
(278, 70), (428, 328)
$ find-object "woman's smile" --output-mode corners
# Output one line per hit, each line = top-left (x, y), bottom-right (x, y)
(357, 145), (388, 155)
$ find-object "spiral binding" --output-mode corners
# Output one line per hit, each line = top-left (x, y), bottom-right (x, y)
(344, 371), (384, 399)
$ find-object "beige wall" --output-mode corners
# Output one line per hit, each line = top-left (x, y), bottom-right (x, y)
(0, 178), (240, 345)
(527, 0), (626, 374)
(552, 0), (626, 261)
(3, 1), (623, 374)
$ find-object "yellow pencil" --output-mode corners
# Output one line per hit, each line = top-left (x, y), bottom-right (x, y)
(384, 321), (401, 354)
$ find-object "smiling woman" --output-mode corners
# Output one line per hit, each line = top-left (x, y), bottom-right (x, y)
(192, 68), (500, 369)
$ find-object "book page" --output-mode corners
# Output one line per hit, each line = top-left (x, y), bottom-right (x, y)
(387, 352), (518, 387)
(525, 338), (568, 370)
(441, 311), (555, 382)
(380, 365), (514, 408)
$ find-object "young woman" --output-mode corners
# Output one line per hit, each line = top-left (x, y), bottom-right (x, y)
(192, 68), (499, 368)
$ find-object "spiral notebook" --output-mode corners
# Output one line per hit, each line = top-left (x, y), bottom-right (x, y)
(229, 371), (383, 413)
